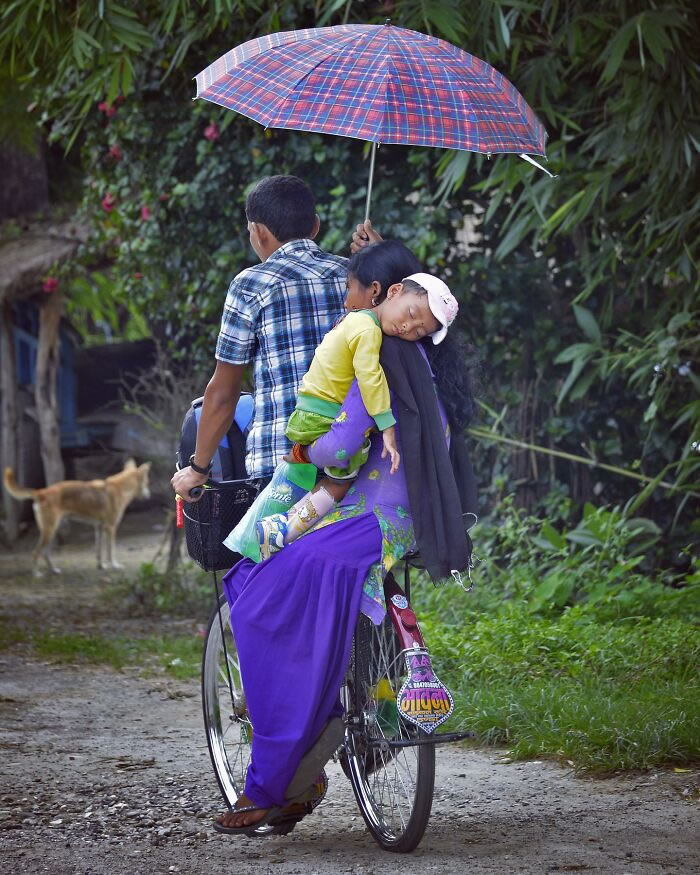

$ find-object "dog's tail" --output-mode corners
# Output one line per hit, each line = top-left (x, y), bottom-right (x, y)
(3, 468), (38, 501)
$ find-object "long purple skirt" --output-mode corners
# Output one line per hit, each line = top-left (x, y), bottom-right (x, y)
(221, 513), (382, 808)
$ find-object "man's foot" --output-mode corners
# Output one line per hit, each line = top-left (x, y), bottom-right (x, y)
(256, 514), (288, 561)
(214, 772), (328, 835)
(215, 794), (269, 831)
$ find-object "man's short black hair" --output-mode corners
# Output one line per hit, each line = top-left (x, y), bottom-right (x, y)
(245, 175), (317, 242)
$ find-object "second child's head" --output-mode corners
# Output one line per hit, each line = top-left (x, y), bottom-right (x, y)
(245, 175), (320, 260)
(375, 273), (458, 345)
(345, 240), (422, 311)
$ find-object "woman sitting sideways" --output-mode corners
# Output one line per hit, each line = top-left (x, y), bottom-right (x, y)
(214, 243), (477, 835)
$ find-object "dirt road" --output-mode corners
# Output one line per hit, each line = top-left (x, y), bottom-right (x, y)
(1, 511), (698, 874)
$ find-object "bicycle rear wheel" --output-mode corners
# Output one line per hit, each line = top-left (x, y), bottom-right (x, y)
(344, 613), (435, 852)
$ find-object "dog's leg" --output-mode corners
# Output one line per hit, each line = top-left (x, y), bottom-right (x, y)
(43, 543), (62, 576)
(32, 502), (61, 577)
(106, 525), (123, 570)
(31, 534), (45, 578)
(99, 525), (113, 570)
(33, 527), (61, 577)
(95, 525), (103, 568)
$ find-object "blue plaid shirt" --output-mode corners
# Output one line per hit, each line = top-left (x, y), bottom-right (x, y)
(216, 239), (347, 478)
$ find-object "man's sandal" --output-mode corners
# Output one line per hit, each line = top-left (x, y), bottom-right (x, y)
(213, 771), (328, 837)
(213, 804), (292, 836)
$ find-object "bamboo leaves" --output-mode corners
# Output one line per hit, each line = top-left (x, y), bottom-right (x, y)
(554, 306), (603, 408)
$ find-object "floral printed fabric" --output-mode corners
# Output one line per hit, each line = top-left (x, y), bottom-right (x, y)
(306, 377), (447, 623)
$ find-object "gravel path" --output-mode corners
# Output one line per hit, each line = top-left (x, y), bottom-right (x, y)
(1, 511), (698, 874)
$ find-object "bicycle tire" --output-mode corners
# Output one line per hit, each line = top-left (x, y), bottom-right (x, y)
(343, 613), (435, 852)
(201, 593), (306, 838)
(201, 593), (252, 809)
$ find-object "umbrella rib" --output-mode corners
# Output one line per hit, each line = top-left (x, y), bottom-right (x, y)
(265, 40), (363, 128)
(438, 51), (546, 154)
(269, 27), (392, 139)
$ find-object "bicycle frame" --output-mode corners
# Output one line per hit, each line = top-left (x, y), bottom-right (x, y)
(375, 570), (473, 747)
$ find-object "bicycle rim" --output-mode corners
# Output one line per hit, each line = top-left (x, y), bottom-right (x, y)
(201, 594), (252, 809)
(345, 615), (435, 852)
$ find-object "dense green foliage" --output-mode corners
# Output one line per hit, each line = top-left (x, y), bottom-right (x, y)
(1, 3), (697, 545)
(414, 501), (700, 771)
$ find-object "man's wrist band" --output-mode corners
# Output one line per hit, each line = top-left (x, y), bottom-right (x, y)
(189, 454), (212, 476)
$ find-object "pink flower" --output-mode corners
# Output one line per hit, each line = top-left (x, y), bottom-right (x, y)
(101, 192), (116, 212)
(140, 205), (152, 221)
(108, 144), (123, 161)
(98, 100), (117, 118)
(203, 121), (220, 142)
(42, 276), (59, 294)
(132, 272), (143, 279)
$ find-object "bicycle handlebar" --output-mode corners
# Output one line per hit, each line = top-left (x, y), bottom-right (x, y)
(175, 485), (205, 528)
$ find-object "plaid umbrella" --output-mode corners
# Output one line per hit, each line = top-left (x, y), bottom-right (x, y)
(195, 23), (550, 218)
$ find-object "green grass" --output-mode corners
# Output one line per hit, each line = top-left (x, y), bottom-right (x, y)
(3, 623), (203, 681)
(106, 562), (214, 619)
(417, 593), (700, 772)
(0, 622), (28, 650)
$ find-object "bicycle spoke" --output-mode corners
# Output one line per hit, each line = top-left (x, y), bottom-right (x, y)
(347, 613), (435, 850)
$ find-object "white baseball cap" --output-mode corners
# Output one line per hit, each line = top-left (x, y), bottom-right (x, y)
(403, 273), (458, 345)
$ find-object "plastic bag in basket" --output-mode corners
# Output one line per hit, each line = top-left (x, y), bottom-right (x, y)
(223, 461), (316, 562)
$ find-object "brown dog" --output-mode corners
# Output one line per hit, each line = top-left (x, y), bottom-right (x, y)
(3, 459), (151, 576)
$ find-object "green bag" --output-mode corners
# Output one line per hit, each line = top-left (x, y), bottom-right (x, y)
(222, 461), (316, 562)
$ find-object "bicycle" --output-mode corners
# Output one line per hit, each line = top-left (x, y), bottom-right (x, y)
(187, 475), (472, 852)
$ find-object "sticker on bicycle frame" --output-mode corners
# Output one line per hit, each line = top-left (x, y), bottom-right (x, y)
(397, 650), (454, 733)
(390, 594), (409, 610)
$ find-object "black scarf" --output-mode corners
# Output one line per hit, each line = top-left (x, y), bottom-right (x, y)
(379, 336), (477, 583)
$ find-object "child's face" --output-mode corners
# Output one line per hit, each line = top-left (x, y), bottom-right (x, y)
(377, 286), (441, 342)
(345, 273), (378, 311)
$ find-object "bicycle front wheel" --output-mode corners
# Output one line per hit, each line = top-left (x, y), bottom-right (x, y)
(344, 614), (435, 852)
(201, 593), (252, 810)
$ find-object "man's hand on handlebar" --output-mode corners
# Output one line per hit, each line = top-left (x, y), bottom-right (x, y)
(171, 466), (208, 502)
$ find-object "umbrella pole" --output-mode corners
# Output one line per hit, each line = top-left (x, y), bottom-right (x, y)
(364, 142), (378, 223)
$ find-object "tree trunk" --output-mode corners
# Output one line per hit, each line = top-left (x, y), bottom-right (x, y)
(1, 301), (21, 542)
(35, 289), (64, 486)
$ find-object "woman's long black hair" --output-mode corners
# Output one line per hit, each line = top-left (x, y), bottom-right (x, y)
(346, 239), (421, 298)
(423, 333), (478, 432)
(347, 240), (477, 432)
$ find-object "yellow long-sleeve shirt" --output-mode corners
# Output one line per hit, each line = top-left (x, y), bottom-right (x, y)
(296, 310), (396, 431)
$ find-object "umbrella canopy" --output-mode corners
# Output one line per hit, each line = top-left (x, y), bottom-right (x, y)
(195, 23), (549, 217)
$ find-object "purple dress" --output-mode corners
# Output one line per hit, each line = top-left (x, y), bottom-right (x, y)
(221, 374), (449, 808)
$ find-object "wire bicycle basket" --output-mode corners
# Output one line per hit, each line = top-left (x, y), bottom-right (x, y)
(183, 479), (259, 571)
